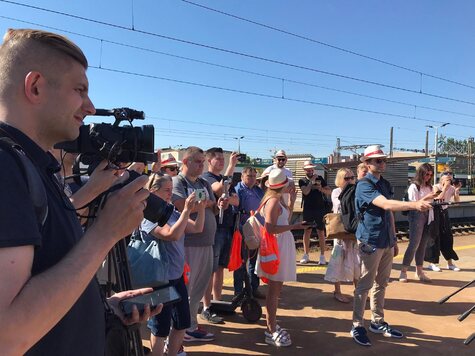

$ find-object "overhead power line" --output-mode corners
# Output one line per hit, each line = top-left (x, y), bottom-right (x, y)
(181, 0), (475, 91)
(1, 0), (475, 107)
(92, 65), (475, 130)
(3, 14), (475, 121)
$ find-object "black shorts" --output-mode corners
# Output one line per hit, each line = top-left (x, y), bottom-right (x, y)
(147, 276), (190, 337)
(303, 209), (325, 230)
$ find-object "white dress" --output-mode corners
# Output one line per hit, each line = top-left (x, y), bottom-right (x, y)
(324, 188), (361, 283)
(256, 202), (297, 282)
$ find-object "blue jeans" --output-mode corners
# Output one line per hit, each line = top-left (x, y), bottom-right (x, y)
(233, 242), (259, 295)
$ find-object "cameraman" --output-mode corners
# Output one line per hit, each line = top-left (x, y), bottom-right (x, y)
(0, 29), (159, 355)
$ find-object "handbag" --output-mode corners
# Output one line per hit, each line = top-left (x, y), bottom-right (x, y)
(324, 213), (356, 240)
(126, 229), (169, 289)
(242, 198), (270, 249)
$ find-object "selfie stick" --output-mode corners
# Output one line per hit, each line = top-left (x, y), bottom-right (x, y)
(458, 304), (475, 322)
(219, 179), (230, 224)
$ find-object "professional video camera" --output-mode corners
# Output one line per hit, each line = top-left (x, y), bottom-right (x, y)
(55, 107), (173, 226)
(56, 107), (156, 170)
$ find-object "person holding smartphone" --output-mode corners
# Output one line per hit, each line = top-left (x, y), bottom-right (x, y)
(143, 173), (206, 356)
(426, 170), (461, 272)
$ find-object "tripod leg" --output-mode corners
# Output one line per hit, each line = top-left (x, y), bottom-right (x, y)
(464, 332), (475, 345)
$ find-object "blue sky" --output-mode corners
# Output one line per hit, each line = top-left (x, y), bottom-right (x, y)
(1, 0), (474, 159)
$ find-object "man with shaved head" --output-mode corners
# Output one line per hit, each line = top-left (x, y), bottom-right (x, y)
(0, 29), (156, 355)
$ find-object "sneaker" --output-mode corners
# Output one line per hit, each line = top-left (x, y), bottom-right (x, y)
(183, 327), (215, 342)
(429, 263), (442, 272)
(447, 264), (461, 271)
(300, 253), (309, 264)
(318, 254), (327, 265)
(369, 322), (404, 338)
(350, 326), (371, 346)
(399, 271), (408, 283)
(164, 342), (186, 356)
(200, 309), (223, 324)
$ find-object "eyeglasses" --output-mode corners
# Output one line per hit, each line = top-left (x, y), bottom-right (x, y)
(277, 157), (286, 162)
(344, 176), (355, 181)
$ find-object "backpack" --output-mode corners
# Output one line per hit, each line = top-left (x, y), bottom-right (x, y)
(0, 136), (48, 228)
(338, 178), (375, 233)
(242, 198), (269, 250)
(401, 183), (419, 216)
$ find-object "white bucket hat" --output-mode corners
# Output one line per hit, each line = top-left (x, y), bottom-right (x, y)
(161, 153), (181, 167)
(303, 160), (316, 169)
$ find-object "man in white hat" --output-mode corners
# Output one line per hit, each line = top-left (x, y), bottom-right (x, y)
(263, 149), (293, 179)
(160, 152), (181, 177)
(298, 160), (331, 265)
(350, 145), (432, 347)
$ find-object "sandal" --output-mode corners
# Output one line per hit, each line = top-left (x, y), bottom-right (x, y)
(415, 272), (432, 283)
(333, 292), (351, 303)
(265, 328), (292, 347)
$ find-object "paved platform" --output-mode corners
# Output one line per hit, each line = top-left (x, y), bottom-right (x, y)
(142, 235), (475, 355)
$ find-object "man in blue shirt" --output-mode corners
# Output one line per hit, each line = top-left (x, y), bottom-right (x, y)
(234, 166), (265, 298)
(351, 145), (431, 347)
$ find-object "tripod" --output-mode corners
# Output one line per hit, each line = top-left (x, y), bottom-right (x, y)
(438, 279), (475, 345)
(88, 196), (146, 356)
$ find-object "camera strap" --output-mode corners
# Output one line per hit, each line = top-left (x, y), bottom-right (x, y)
(0, 131), (48, 229)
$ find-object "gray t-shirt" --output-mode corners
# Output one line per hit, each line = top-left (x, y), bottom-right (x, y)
(141, 210), (185, 280)
(172, 174), (217, 247)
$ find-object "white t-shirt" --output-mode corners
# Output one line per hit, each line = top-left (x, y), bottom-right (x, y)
(263, 165), (294, 180)
(407, 183), (434, 223)
(433, 183), (457, 210)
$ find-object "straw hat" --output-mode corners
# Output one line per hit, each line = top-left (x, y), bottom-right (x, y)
(265, 168), (289, 190)
(303, 160), (316, 169)
(360, 145), (387, 162)
(161, 153), (181, 167)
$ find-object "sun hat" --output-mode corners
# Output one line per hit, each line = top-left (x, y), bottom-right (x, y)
(275, 149), (287, 158)
(360, 145), (387, 162)
(265, 168), (289, 190)
(303, 160), (316, 169)
(161, 153), (181, 167)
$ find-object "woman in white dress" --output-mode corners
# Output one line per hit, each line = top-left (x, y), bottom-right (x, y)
(255, 169), (305, 347)
(325, 168), (360, 303)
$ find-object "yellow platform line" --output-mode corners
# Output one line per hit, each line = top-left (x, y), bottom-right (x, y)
(223, 243), (475, 286)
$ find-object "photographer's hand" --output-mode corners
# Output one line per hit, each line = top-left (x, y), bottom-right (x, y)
(108, 288), (163, 325)
(150, 149), (162, 173)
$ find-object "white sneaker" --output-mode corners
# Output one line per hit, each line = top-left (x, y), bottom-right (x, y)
(447, 264), (461, 271)
(429, 263), (441, 272)
(319, 255), (327, 265)
(300, 253), (309, 264)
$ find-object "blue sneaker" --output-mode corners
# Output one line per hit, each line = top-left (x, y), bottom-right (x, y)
(369, 322), (404, 338)
(183, 327), (215, 342)
(350, 326), (371, 346)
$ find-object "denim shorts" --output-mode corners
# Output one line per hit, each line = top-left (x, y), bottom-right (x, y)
(212, 227), (233, 271)
(147, 276), (190, 337)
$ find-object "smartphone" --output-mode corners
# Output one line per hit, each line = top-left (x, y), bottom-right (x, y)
(119, 286), (181, 318)
(195, 189), (206, 202)
(237, 153), (247, 162)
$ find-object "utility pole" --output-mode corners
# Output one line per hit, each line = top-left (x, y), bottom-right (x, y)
(335, 138), (341, 163)
(468, 137), (474, 192)
(233, 136), (244, 153)
(389, 127), (394, 158)
(427, 123), (450, 185)
(425, 130), (429, 157)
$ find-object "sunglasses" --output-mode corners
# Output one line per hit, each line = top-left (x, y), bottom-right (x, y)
(277, 157), (286, 162)
(372, 158), (387, 164)
(167, 166), (178, 172)
(425, 172), (434, 176)
(442, 172), (453, 176)
(359, 243), (376, 255)
(344, 176), (355, 181)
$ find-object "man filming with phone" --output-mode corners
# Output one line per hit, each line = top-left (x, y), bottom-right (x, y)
(0, 29), (161, 355)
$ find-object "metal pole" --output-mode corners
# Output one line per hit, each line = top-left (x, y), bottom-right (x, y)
(434, 128), (438, 186)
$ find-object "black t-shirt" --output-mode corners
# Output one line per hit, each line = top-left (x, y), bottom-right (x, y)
(298, 175), (327, 211)
(202, 171), (236, 228)
(0, 123), (105, 355)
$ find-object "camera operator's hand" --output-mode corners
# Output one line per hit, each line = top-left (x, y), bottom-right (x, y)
(107, 288), (163, 325)
(128, 162), (146, 175)
(218, 196), (230, 210)
(90, 175), (150, 246)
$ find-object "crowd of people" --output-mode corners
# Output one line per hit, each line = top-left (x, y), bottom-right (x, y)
(0, 28), (465, 356)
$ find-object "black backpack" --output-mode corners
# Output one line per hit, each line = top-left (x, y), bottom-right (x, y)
(338, 178), (375, 233)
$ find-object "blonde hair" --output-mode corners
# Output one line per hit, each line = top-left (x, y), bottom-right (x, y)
(335, 168), (353, 188)
(147, 173), (172, 192)
(260, 186), (288, 211)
